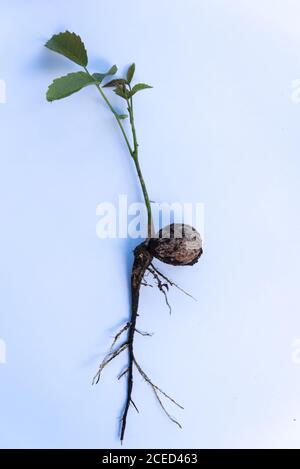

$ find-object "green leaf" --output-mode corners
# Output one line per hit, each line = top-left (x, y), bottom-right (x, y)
(114, 86), (130, 99)
(127, 63), (135, 83)
(92, 65), (118, 83)
(92, 73), (105, 83)
(107, 64), (118, 75)
(46, 71), (94, 101)
(118, 114), (128, 120)
(45, 31), (88, 67)
(103, 78), (127, 88)
(129, 83), (152, 97)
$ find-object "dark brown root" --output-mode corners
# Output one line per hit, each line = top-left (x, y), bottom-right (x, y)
(92, 321), (131, 384)
(147, 262), (196, 314)
(120, 242), (153, 442)
(117, 368), (129, 380)
(134, 358), (183, 428)
(92, 341), (128, 385)
(109, 322), (130, 352)
(130, 399), (139, 413)
(147, 264), (172, 314)
(135, 328), (153, 337)
(148, 263), (196, 301)
(141, 272), (153, 288)
(94, 228), (201, 442)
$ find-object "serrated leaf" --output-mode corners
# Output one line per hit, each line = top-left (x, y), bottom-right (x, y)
(45, 31), (88, 67)
(129, 83), (152, 97)
(92, 65), (118, 83)
(103, 78), (127, 88)
(127, 63), (135, 83)
(46, 72), (94, 101)
(118, 114), (128, 120)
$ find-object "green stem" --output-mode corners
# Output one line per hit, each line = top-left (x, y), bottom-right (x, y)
(127, 90), (153, 238)
(85, 66), (153, 238)
(133, 153), (153, 238)
(84, 67), (133, 156)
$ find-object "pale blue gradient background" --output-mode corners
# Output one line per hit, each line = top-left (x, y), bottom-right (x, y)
(1, 0), (300, 449)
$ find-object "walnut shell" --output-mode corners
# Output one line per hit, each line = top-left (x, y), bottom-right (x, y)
(147, 223), (203, 266)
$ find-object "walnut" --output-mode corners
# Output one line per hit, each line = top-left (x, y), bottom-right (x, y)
(148, 223), (203, 266)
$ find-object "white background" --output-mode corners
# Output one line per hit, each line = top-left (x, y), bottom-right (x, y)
(0, 0), (300, 448)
